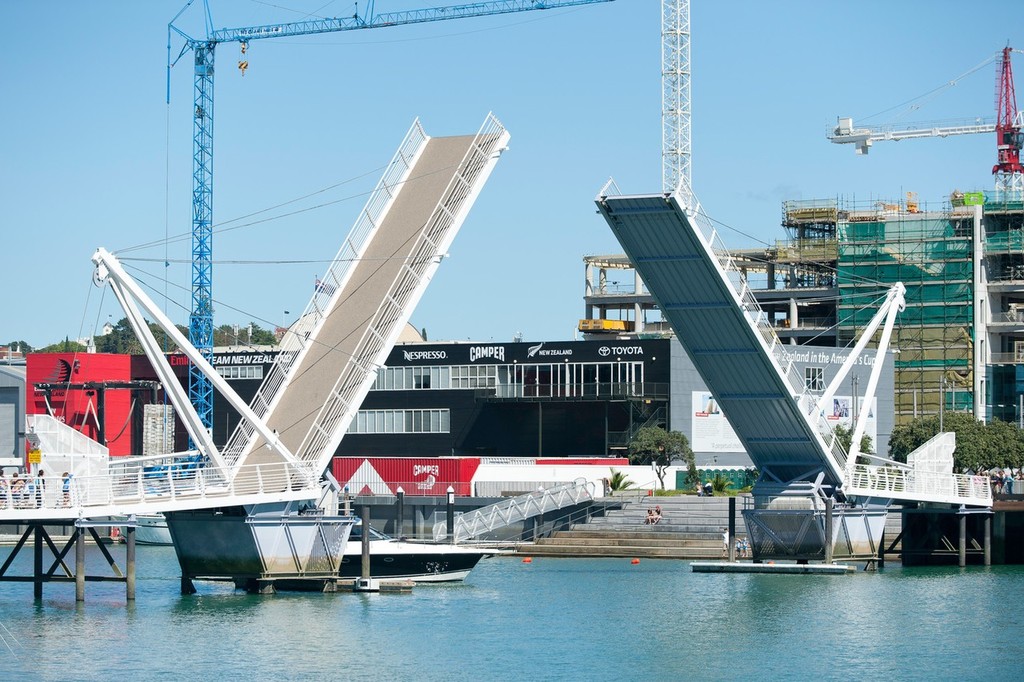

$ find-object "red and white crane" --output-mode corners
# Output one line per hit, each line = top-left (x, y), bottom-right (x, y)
(829, 47), (1024, 196)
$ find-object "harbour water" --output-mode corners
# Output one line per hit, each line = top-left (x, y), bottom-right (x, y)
(2, 545), (1023, 681)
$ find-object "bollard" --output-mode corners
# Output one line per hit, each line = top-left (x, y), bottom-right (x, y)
(360, 505), (371, 580)
(396, 487), (405, 539)
(446, 486), (455, 544)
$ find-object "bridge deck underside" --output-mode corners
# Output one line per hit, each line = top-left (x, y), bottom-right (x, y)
(597, 194), (838, 485)
(244, 135), (479, 473)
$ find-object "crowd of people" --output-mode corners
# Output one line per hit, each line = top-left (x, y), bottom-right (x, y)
(0, 470), (74, 509)
(982, 468), (1023, 495)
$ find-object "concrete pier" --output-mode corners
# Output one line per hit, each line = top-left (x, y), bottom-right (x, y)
(691, 561), (855, 574)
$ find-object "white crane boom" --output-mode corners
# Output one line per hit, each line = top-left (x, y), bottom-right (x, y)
(828, 116), (995, 155)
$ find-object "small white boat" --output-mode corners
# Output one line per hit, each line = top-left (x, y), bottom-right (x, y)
(117, 513), (173, 545)
(340, 526), (497, 582)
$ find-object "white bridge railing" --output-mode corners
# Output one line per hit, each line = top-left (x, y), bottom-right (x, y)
(844, 464), (992, 507)
(0, 455), (322, 517)
(433, 478), (595, 543)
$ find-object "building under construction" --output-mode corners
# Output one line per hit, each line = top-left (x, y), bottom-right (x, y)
(581, 190), (1024, 427)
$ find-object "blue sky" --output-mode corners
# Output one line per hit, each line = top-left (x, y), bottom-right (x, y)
(2, 0), (1022, 349)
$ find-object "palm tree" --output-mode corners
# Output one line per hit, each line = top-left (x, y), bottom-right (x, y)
(608, 469), (634, 492)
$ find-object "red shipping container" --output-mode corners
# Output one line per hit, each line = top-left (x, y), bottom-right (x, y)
(333, 457), (481, 496)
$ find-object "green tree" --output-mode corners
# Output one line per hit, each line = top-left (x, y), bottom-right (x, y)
(212, 322), (277, 347)
(889, 412), (1024, 472)
(93, 318), (186, 355)
(832, 423), (874, 463)
(94, 318), (144, 354)
(627, 426), (694, 490)
(5, 340), (33, 353)
(37, 338), (87, 354)
(248, 323), (276, 346)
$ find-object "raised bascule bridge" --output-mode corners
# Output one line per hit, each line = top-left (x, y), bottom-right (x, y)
(596, 183), (993, 565)
(1, 115), (511, 596)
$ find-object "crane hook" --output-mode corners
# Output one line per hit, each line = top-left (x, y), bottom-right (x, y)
(238, 41), (249, 76)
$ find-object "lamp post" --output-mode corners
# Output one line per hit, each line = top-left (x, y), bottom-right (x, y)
(939, 375), (947, 431)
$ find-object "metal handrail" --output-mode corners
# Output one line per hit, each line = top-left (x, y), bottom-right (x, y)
(844, 464), (992, 506)
(433, 478), (595, 543)
(0, 458), (322, 517)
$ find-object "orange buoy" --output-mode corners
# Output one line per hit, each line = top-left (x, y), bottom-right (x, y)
(631, 558), (640, 565)
(522, 557), (533, 563)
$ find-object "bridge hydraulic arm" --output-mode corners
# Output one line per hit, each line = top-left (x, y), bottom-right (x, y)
(167, 0), (615, 434)
(813, 283), (905, 466)
(91, 248), (301, 478)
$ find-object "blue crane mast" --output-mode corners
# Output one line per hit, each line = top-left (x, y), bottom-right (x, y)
(167, 0), (615, 433)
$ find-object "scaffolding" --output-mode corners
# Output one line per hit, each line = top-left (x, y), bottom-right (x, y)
(837, 210), (974, 422)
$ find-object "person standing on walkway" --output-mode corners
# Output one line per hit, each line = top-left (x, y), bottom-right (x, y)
(34, 469), (46, 508)
(722, 528), (729, 559)
(61, 471), (73, 507)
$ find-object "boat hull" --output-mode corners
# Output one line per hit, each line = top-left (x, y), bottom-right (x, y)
(134, 514), (173, 545)
(166, 504), (355, 582)
(339, 540), (490, 582)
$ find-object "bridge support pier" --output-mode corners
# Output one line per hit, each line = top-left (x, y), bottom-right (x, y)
(824, 499), (833, 564)
(126, 526), (136, 601)
(959, 513), (967, 568)
(901, 507), (993, 566)
(984, 514), (992, 566)
(0, 520), (136, 603)
(76, 528), (86, 601)
(33, 524), (43, 600)
(728, 497), (736, 562)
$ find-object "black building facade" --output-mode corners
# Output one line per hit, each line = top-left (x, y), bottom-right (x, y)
(338, 339), (671, 458)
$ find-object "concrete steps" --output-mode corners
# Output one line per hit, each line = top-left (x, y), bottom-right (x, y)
(514, 495), (904, 559)
(515, 495), (747, 560)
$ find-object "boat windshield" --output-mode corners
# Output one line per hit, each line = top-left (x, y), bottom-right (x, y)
(349, 525), (390, 541)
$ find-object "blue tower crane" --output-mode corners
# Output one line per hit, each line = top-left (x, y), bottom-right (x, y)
(167, 0), (615, 433)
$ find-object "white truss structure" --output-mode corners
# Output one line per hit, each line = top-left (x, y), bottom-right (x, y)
(662, 0), (690, 194)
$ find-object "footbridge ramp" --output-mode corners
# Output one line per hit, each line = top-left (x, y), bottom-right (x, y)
(4, 114), (510, 524)
(224, 114), (511, 479)
(595, 190), (841, 488)
(595, 186), (989, 509)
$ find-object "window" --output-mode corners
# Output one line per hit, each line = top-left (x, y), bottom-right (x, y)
(805, 366), (825, 392)
(216, 365), (264, 380)
(348, 409), (450, 434)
